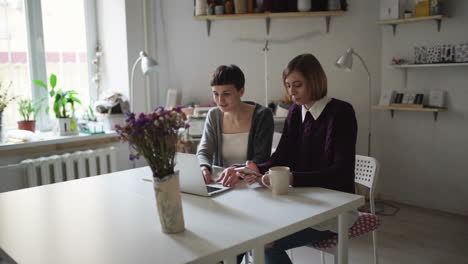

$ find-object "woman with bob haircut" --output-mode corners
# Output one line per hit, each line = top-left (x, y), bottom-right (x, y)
(240, 54), (359, 264)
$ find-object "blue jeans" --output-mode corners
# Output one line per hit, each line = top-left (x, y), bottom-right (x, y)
(265, 228), (336, 264)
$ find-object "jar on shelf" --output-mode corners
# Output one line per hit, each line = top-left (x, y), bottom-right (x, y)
(297, 0), (311, 12)
(234, 0), (247, 14)
(225, 0), (234, 14)
(195, 0), (207, 16)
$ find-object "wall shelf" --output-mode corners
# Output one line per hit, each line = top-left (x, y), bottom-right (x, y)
(377, 15), (446, 36)
(391, 62), (468, 88)
(372, 105), (447, 120)
(392, 62), (468, 68)
(194, 11), (345, 36)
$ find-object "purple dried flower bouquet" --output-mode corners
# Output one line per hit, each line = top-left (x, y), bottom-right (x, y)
(116, 106), (188, 179)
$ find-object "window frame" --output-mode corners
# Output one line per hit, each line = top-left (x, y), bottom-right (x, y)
(23, 0), (99, 131)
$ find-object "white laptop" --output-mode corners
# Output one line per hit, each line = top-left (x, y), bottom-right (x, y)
(175, 152), (231, 197)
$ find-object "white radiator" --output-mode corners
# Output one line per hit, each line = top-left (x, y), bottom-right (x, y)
(20, 146), (117, 187)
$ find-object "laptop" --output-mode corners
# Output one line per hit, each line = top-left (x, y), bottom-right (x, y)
(175, 152), (231, 197)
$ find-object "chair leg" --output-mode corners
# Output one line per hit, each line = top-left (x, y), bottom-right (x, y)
(372, 230), (379, 264)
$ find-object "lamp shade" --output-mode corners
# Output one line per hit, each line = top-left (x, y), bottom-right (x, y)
(139, 51), (158, 75)
(335, 48), (354, 72)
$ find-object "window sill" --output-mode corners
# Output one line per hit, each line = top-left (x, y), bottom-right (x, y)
(0, 131), (119, 155)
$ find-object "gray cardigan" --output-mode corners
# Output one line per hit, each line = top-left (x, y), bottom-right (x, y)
(196, 102), (274, 170)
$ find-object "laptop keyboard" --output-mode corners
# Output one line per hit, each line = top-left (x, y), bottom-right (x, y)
(206, 185), (222, 193)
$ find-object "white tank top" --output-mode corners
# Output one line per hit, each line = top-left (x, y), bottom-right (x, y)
(222, 132), (249, 166)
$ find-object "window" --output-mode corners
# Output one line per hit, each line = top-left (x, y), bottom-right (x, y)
(0, 0), (31, 127)
(0, 0), (97, 129)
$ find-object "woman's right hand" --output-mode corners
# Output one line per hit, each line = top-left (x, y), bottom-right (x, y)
(201, 166), (214, 184)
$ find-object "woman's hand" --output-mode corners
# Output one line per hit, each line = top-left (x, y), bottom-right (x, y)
(237, 161), (261, 185)
(201, 166), (214, 184)
(216, 167), (239, 187)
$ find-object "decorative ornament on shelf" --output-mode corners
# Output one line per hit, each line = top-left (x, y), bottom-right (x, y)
(391, 57), (409, 65)
(115, 106), (189, 233)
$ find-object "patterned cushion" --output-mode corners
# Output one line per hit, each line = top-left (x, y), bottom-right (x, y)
(311, 212), (380, 250)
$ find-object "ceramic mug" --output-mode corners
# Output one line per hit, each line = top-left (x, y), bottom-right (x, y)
(262, 166), (290, 195)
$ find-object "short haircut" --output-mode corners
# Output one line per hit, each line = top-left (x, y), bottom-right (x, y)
(282, 54), (327, 101)
(210, 64), (245, 91)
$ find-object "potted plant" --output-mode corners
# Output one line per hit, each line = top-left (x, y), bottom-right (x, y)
(33, 74), (81, 136)
(0, 81), (18, 141)
(17, 99), (42, 132)
(79, 105), (104, 134)
(115, 107), (188, 233)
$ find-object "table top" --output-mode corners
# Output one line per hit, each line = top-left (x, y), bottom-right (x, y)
(0, 167), (363, 264)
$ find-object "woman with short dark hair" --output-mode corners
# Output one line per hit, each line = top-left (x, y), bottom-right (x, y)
(197, 64), (274, 187)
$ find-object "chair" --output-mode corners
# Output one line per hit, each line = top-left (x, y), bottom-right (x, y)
(307, 155), (381, 264)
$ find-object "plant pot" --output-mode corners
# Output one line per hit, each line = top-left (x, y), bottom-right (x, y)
(18, 120), (36, 132)
(153, 171), (185, 234)
(103, 113), (126, 131)
(56, 118), (79, 136)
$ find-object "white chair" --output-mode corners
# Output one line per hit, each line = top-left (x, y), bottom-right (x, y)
(308, 155), (380, 264)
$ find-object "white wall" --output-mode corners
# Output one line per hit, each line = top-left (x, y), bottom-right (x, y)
(376, 1), (468, 216)
(152, 0), (382, 156)
(98, 0), (468, 216)
(97, 0), (130, 100)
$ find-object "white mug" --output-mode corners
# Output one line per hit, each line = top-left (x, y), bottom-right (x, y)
(261, 166), (290, 195)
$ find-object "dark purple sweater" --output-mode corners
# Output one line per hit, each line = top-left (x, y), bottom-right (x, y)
(258, 98), (357, 194)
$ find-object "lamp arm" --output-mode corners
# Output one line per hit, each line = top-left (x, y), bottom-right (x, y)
(353, 51), (372, 156)
(130, 56), (143, 112)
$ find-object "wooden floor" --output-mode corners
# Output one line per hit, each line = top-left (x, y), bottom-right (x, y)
(291, 202), (468, 264)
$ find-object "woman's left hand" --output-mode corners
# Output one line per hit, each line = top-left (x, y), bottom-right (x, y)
(216, 167), (239, 187)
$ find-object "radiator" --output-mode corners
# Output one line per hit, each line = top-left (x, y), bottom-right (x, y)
(20, 147), (117, 187)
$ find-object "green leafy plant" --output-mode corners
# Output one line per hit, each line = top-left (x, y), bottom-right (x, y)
(84, 105), (97, 122)
(33, 74), (81, 118)
(0, 81), (18, 113)
(18, 99), (43, 121)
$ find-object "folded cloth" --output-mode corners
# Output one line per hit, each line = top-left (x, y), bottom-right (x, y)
(95, 92), (130, 114)
(6, 129), (35, 143)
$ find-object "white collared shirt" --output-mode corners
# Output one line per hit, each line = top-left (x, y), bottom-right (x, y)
(301, 96), (332, 122)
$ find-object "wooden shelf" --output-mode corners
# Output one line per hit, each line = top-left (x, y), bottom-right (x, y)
(372, 105), (447, 120)
(194, 11), (344, 20)
(391, 62), (468, 68)
(376, 15), (445, 25)
(194, 11), (345, 36)
(377, 15), (446, 36)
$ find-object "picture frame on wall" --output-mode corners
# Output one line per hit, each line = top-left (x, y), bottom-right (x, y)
(428, 90), (446, 108)
(379, 90), (396, 105)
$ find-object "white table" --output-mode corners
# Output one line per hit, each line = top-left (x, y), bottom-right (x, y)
(0, 167), (364, 264)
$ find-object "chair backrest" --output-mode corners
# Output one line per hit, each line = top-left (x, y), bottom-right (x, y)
(355, 155), (379, 190)
(355, 155), (380, 214)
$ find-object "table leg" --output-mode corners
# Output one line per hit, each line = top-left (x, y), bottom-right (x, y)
(337, 212), (349, 264)
(252, 245), (265, 264)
